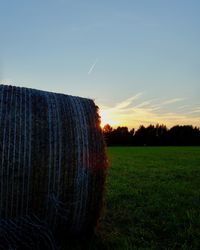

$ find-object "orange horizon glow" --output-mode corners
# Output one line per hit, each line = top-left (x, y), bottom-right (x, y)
(98, 94), (200, 130)
(100, 109), (121, 128)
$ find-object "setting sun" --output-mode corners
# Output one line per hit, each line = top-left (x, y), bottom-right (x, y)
(98, 94), (200, 130)
(99, 109), (121, 128)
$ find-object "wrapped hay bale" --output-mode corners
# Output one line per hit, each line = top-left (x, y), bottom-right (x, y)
(0, 84), (107, 249)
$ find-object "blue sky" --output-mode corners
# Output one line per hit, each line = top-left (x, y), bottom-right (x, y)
(0, 0), (200, 128)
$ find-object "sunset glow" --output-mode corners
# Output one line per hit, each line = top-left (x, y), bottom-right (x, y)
(99, 94), (200, 129)
(0, 1), (199, 130)
(100, 109), (121, 128)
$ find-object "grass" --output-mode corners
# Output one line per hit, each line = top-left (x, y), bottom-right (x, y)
(66, 147), (200, 250)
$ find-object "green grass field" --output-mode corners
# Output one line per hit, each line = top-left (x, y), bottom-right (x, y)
(68, 147), (200, 250)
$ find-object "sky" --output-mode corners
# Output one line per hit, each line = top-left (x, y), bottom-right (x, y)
(0, 0), (200, 129)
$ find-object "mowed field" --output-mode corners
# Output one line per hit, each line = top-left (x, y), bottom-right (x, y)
(67, 147), (200, 250)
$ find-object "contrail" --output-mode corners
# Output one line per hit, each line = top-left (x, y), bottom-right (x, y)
(88, 58), (98, 75)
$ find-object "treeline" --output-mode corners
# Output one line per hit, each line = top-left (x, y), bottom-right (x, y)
(103, 124), (200, 146)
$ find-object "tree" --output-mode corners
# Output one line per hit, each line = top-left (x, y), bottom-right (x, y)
(102, 123), (200, 146)
(103, 124), (113, 133)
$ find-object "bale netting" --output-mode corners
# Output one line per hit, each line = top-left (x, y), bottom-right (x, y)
(0, 84), (107, 249)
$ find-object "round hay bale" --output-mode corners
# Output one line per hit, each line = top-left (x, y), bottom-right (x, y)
(0, 84), (107, 249)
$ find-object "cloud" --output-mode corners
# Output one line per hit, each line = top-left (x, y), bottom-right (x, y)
(187, 107), (200, 114)
(161, 98), (185, 105)
(0, 79), (13, 85)
(177, 105), (190, 110)
(98, 94), (200, 129)
(114, 93), (142, 109)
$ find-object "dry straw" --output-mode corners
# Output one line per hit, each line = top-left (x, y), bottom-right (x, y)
(0, 84), (107, 249)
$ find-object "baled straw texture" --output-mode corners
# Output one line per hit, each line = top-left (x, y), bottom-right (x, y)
(0, 84), (107, 249)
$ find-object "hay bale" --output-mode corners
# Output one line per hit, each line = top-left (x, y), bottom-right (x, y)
(0, 84), (107, 248)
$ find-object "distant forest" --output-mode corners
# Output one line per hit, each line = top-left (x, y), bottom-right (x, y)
(103, 124), (200, 146)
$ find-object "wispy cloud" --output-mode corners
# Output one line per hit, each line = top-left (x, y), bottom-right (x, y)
(114, 93), (142, 109)
(177, 105), (190, 110)
(187, 107), (200, 114)
(88, 58), (98, 75)
(161, 98), (185, 105)
(0, 79), (13, 85)
(98, 94), (200, 129)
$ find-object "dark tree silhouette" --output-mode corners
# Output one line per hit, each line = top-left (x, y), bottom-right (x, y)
(103, 124), (200, 146)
